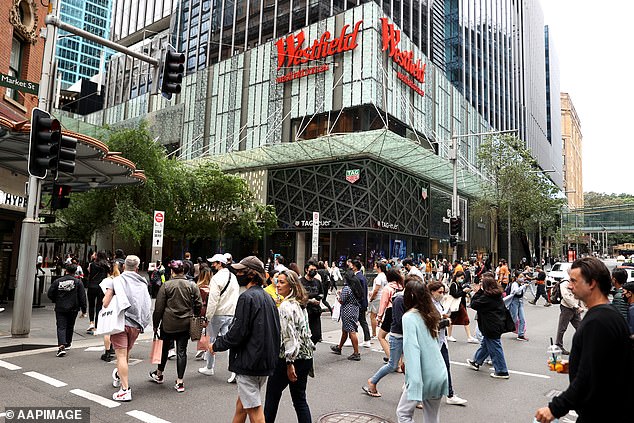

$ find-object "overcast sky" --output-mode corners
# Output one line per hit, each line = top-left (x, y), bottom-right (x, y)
(540, 1), (633, 195)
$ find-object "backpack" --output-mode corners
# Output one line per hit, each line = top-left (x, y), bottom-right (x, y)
(551, 281), (563, 304)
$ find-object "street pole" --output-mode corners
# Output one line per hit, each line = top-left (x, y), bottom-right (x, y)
(507, 202), (511, 270)
(11, 0), (60, 337)
(451, 135), (458, 263)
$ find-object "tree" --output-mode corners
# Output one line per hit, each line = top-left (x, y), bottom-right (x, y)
(473, 135), (564, 266)
(52, 121), (277, 249)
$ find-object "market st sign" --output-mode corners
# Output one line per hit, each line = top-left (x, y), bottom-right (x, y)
(275, 20), (363, 83)
(380, 18), (426, 96)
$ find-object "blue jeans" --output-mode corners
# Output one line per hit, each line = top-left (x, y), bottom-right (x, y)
(508, 298), (526, 336)
(370, 335), (403, 385)
(473, 337), (508, 374)
(204, 315), (233, 370)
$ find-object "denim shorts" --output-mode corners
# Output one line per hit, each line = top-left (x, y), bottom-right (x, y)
(236, 375), (267, 409)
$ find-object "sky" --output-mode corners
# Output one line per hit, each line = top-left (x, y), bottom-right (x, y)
(540, 1), (634, 195)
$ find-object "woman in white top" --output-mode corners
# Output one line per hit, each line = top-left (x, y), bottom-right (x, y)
(329, 261), (342, 291)
(369, 261), (388, 339)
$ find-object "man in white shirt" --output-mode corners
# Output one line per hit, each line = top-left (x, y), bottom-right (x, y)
(554, 279), (585, 355)
(199, 253), (239, 381)
(403, 258), (424, 279)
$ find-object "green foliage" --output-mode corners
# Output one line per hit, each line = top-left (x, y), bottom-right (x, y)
(55, 121), (277, 246)
(584, 192), (634, 208)
(474, 134), (565, 259)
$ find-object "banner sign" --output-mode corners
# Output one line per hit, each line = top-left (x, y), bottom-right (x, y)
(153, 211), (165, 247)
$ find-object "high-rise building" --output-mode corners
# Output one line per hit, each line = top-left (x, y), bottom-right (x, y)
(444, 0), (563, 188)
(560, 92), (583, 209)
(56, 0), (112, 89)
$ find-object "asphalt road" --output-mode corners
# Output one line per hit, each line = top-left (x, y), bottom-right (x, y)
(0, 292), (579, 423)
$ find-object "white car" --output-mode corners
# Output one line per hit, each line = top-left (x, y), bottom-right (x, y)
(616, 266), (634, 283)
(546, 262), (573, 288)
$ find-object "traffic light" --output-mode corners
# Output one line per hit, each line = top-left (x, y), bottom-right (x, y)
(161, 45), (185, 99)
(51, 184), (71, 210)
(28, 108), (60, 178)
(449, 235), (458, 247)
(51, 134), (77, 177)
(449, 216), (462, 236)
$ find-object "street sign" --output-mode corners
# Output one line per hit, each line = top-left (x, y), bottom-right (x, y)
(153, 210), (165, 247)
(311, 211), (319, 258)
(0, 73), (39, 95)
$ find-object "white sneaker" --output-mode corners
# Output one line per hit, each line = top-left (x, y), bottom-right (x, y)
(485, 359), (493, 366)
(112, 388), (131, 401)
(447, 336), (457, 342)
(227, 372), (237, 383)
(467, 337), (480, 344)
(168, 349), (176, 360)
(361, 341), (371, 348)
(87, 323), (95, 333)
(112, 368), (121, 388)
(198, 367), (215, 376)
(195, 350), (205, 360)
(446, 395), (468, 406)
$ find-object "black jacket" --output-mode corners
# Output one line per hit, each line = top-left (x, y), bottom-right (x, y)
(301, 276), (323, 316)
(470, 289), (506, 339)
(87, 261), (109, 289)
(47, 274), (87, 314)
(213, 285), (281, 376)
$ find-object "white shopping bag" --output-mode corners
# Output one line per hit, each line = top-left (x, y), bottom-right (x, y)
(331, 301), (341, 321)
(95, 296), (125, 336)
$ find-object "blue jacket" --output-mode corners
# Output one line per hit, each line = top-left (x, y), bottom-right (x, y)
(402, 310), (448, 402)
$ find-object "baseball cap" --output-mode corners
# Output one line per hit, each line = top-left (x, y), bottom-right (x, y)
(208, 253), (227, 264)
(231, 256), (265, 274)
(169, 260), (184, 271)
(224, 253), (233, 262)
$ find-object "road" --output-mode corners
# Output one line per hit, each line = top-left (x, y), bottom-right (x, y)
(0, 293), (579, 423)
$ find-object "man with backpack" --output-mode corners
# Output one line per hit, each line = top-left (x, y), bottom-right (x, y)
(47, 263), (87, 357)
(554, 279), (584, 355)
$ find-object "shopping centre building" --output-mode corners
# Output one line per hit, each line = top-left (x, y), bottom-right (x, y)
(78, 0), (561, 265)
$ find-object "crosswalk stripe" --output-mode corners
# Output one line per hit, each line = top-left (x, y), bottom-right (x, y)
(70, 389), (120, 408)
(450, 361), (551, 379)
(0, 359), (21, 370)
(24, 371), (67, 387)
(127, 410), (172, 423)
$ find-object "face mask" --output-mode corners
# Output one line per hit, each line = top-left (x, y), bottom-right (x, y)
(457, 278), (464, 283)
(308, 270), (317, 278)
(236, 273), (250, 287)
(433, 293), (444, 302)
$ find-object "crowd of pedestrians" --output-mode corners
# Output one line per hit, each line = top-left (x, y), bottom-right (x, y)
(42, 249), (634, 422)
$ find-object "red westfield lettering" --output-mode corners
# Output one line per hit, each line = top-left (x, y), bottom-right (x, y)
(275, 20), (363, 70)
(380, 18), (426, 84)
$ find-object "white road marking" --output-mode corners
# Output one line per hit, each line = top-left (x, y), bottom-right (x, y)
(450, 361), (551, 379)
(0, 359), (21, 370)
(0, 412), (5, 418)
(70, 389), (120, 408)
(84, 346), (105, 352)
(127, 410), (172, 423)
(24, 371), (67, 387)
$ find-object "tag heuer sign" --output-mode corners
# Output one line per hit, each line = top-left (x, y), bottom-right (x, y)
(345, 169), (360, 183)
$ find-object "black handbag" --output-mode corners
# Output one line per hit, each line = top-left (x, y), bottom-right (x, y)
(503, 308), (516, 333)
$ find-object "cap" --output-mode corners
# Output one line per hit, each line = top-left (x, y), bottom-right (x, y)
(231, 256), (265, 274)
(208, 253), (227, 264)
(224, 253), (233, 262)
(169, 260), (184, 271)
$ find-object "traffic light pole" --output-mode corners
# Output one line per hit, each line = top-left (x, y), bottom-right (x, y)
(450, 135), (458, 263)
(11, 0), (60, 336)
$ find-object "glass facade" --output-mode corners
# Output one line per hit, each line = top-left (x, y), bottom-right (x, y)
(56, 0), (112, 89)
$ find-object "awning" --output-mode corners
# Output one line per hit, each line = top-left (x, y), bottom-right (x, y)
(197, 129), (483, 197)
(0, 115), (145, 191)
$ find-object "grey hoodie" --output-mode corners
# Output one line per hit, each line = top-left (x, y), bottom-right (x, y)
(113, 271), (152, 332)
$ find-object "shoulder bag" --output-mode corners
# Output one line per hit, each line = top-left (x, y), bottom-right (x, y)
(189, 281), (207, 341)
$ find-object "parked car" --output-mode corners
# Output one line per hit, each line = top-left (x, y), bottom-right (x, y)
(546, 262), (573, 289)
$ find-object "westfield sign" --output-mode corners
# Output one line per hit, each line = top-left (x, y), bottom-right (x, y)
(275, 20), (363, 83)
(380, 18), (426, 95)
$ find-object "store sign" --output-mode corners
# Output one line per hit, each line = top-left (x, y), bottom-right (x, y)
(311, 211), (319, 257)
(380, 18), (426, 96)
(0, 189), (27, 210)
(275, 20), (363, 83)
(295, 219), (332, 227)
(346, 169), (360, 183)
(376, 220), (399, 231)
